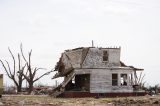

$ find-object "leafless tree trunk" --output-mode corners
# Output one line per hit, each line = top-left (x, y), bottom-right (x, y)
(0, 48), (26, 92)
(20, 44), (53, 94)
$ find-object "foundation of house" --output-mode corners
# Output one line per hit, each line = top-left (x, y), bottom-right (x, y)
(58, 91), (147, 98)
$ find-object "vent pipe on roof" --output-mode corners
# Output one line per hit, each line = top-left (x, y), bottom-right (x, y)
(92, 40), (94, 47)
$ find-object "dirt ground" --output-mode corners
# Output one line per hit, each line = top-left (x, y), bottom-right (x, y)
(1, 95), (160, 106)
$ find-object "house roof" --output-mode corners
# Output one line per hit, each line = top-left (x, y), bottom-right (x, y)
(65, 46), (121, 52)
(54, 47), (143, 73)
(64, 47), (121, 68)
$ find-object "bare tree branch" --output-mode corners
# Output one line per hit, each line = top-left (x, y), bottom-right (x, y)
(0, 44), (27, 92)
(1, 60), (18, 87)
(18, 71), (30, 82)
(20, 44), (27, 63)
(8, 47), (16, 76)
(33, 68), (46, 78)
(18, 53), (21, 72)
(5, 60), (12, 77)
(33, 69), (53, 82)
(0, 60), (11, 78)
(20, 44), (53, 94)
(23, 66), (29, 80)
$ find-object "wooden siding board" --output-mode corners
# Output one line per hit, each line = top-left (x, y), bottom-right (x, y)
(90, 69), (111, 93)
(78, 69), (134, 93)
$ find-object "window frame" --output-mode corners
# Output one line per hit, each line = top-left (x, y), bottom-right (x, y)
(112, 74), (118, 86)
(120, 74), (127, 86)
(102, 50), (108, 62)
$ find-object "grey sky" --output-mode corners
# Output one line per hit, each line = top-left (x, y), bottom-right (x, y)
(0, 0), (160, 86)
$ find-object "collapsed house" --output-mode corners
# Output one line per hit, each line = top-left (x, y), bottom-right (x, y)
(52, 47), (145, 97)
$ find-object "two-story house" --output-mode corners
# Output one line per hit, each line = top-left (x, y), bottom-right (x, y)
(52, 47), (145, 97)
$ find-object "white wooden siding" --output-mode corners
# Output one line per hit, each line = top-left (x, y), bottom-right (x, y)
(74, 68), (133, 93)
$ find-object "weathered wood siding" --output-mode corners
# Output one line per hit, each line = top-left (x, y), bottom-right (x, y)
(108, 49), (120, 66)
(74, 68), (133, 93)
(62, 54), (72, 70)
(61, 47), (121, 69)
(82, 48), (121, 68)
(90, 69), (111, 93)
(65, 49), (82, 68)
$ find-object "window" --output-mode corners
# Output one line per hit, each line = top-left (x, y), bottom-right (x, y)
(103, 50), (108, 61)
(112, 74), (118, 86)
(121, 74), (127, 86)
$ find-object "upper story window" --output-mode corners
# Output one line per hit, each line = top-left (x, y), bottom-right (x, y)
(103, 50), (108, 61)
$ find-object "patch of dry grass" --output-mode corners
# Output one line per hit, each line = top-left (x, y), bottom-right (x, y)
(1, 95), (160, 106)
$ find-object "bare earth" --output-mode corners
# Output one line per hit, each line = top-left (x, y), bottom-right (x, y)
(1, 95), (160, 106)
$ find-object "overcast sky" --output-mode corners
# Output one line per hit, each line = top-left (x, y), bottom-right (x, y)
(0, 0), (160, 87)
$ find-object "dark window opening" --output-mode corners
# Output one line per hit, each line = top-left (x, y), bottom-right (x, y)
(65, 74), (90, 91)
(121, 74), (127, 86)
(103, 50), (108, 61)
(112, 74), (118, 86)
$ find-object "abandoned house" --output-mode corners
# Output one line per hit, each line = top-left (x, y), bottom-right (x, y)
(52, 47), (145, 97)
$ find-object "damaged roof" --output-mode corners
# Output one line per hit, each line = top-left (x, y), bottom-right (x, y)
(54, 47), (143, 74)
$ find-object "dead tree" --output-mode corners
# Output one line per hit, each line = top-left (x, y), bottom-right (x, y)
(20, 44), (53, 94)
(0, 48), (26, 92)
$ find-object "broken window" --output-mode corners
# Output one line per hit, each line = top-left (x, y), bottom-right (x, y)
(65, 74), (90, 91)
(112, 74), (118, 86)
(103, 50), (108, 61)
(75, 74), (90, 91)
(121, 74), (127, 86)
